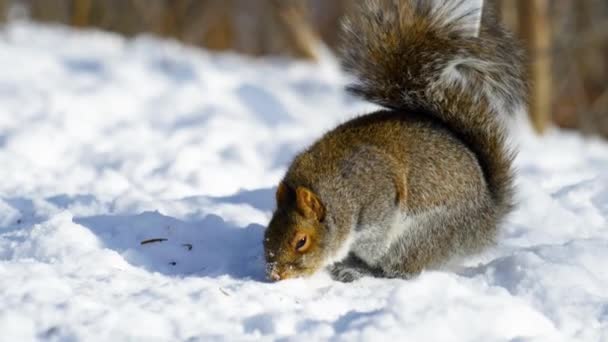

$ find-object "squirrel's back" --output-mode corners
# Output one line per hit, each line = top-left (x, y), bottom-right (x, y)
(287, 110), (485, 212)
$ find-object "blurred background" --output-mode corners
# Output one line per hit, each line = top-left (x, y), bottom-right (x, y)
(1, 0), (606, 138)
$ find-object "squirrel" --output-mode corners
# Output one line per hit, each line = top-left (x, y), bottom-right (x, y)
(263, 0), (527, 282)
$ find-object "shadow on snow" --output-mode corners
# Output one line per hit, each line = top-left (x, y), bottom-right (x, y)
(75, 211), (267, 281)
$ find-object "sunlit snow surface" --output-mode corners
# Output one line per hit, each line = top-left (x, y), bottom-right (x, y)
(1, 22), (607, 341)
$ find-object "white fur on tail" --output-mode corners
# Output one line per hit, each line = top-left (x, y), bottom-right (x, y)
(432, 0), (484, 37)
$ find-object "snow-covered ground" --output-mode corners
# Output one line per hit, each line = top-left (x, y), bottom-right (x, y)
(1, 22), (607, 341)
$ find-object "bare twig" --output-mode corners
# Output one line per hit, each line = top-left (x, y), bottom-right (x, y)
(140, 238), (168, 245)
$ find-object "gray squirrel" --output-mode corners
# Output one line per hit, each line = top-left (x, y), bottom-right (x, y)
(263, 0), (527, 282)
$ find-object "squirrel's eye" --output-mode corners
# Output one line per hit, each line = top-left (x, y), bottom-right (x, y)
(295, 236), (307, 251)
(292, 232), (310, 253)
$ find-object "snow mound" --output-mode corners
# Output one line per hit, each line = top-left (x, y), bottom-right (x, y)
(1, 22), (607, 341)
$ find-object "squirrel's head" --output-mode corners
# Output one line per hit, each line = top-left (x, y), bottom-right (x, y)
(264, 183), (329, 281)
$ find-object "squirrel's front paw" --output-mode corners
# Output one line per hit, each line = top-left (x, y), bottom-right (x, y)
(328, 264), (364, 283)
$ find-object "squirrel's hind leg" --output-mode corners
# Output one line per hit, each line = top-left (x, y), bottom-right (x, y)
(327, 253), (384, 282)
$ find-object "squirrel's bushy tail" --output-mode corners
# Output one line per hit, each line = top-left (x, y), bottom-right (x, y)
(341, 0), (526, 211)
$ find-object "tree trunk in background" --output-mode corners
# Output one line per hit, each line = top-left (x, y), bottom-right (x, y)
(28, 0), (71, 23)
(550, 0), (608, 138)
(307, 0), (351, 48)
(272, 0), (320, 60)
(0, 0), (6, 22)
(70, 0), (90, 27)
(519, 0), (552, 134)
(499, 0), (518, 35)
(574, 1), (608, 138)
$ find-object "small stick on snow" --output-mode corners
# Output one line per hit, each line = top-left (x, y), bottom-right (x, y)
(140, 238), (168, 245)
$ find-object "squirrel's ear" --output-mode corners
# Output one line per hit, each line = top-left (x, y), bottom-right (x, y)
(276, 182), (292, 205)
(296, 187), (325, 221)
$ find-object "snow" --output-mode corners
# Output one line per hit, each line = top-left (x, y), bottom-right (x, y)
(1, 22), (607, 341)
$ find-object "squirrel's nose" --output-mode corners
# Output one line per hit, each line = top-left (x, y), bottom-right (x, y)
(269, 271), (282, 281)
